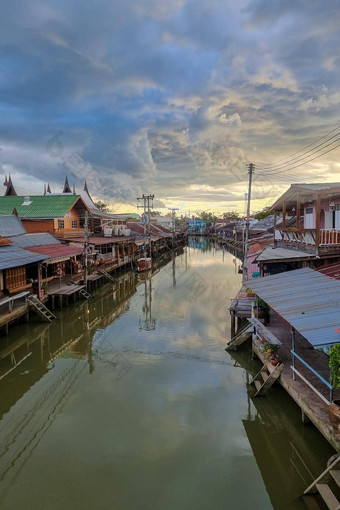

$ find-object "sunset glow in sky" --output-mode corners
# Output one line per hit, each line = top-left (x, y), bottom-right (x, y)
(1, 1), (339, 215)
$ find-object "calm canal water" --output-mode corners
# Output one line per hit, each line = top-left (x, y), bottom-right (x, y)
(0, 238), (334, 509)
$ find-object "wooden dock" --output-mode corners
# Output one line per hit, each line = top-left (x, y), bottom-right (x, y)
(249, 316), (340, 452)
(48, 284), (86, 309)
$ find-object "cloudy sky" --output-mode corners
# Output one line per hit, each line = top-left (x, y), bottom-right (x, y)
(0, 0), (339, 215)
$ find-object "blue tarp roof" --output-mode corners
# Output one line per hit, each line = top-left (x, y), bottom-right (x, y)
(247, 267), (340, 350)
(0, 246), (47, 270)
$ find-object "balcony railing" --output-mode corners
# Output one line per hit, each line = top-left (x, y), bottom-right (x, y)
(320, 229), (340, 245)
(54, 229), (85, 238)
(278, 228), (340, 247)
(277, 229), (316, 246)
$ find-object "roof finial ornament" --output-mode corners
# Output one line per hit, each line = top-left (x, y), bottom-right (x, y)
(63, 174), (72, 193)
(5, 174), (17, 196)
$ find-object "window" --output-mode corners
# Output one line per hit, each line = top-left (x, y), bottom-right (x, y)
(72, 220), (78, 229)
(305, 207), (314, 229)
(58, 220), (64, 229)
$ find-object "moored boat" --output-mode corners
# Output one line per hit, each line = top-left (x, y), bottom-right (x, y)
(137, 257), (152, 272)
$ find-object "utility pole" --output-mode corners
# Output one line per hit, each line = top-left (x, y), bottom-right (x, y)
(243, 163), (254, 284)
(84, 210), (89, 288)
(137, 194), (154, 258)
(168, 207), (179, 249)
(242, 192), (247, 247)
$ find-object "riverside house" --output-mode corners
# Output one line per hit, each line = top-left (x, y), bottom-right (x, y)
(0, 194), (90, 239)
(272, 183), (340, 257)
(256, 183), (340, 276)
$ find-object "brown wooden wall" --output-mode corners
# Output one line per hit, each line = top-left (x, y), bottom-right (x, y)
(22, 219), (55, 234)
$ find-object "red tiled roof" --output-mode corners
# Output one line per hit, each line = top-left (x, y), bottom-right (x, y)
(25, 244), (83, 258)
(317, 262), (340, 280)
(127, 222), (171, 236)
(127, 222), (144, 234)
(153, 224), (171, 233)
(248, 243), (264, 255)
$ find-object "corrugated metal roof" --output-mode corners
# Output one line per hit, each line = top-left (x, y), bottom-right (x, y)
(247, 267), (340, 349)
(256, 247), (314, 262)
(9, 233), (60, 248)
(64, 236), (134, 246)
(0, 195), (82, 218)
(0, 215), (26, 236)
(0, 246), (47, 270)
(291, 183), (340, 191)
(26, 245), (83, 259)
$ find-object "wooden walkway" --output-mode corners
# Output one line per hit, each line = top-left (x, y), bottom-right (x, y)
(48, 284), (86, 309)
(250, 313), (340, 452)
(230, 287), (254, 318)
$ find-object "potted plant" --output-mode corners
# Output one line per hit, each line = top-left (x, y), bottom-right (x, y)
(245, 287), (255, 297)
(254, 297), (270, 321)
(261, 341), (280, 365)
(40, 281), (48, 300)
(329, 344), (340, 432)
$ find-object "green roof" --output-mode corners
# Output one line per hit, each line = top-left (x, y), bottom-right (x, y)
(114, 213), (139, 219)
(0, 195), (82, 218)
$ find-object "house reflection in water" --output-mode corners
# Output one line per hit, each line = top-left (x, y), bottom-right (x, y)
(0, 268), (138, 495)
(229, 351), (334, 510)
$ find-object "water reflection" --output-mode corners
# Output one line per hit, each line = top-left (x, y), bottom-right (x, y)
(139, 278), (157, 331)
(0, 242), (335, 510)
(229, 349), (334, 510)
(188, 235), (209, 251)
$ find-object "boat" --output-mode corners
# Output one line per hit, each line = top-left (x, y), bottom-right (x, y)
(137, 258), (152, 272)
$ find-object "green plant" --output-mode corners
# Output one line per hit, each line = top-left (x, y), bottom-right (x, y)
(261, 341), (279, 358)
(329, 344), (340, 388)
(245, 287), (255, 294)
(255, 297), (269, 310)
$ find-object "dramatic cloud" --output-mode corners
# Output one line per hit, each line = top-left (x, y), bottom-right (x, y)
(0, 0), (339, 213)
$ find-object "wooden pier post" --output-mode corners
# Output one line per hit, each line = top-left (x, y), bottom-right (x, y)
(231, 313), (236, 339)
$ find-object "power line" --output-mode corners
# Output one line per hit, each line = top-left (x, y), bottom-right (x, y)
(256, 140), (340, 175)
(255, 124), (340, 169)
(256, 171), (306, 183)
(256, 134), (340, 173)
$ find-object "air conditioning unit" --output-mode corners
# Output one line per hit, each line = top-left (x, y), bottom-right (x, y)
(103, 227), (112, 237)
(124, 229), (131, 236)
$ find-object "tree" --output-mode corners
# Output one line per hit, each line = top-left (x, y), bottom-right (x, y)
(223, 211), (241, 221)
(254, 206), (272, 220)
(150, 211), (162, 217)
(94, 201), (109, 212)
(198, 211), (215, 226)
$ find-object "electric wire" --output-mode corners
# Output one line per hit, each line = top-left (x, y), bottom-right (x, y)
(254, 124), (340, 169)
(255, 140), (340, 175)
(256, 135), (340, 172)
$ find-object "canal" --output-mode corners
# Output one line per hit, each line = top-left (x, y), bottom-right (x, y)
(0, 239), (334, 509)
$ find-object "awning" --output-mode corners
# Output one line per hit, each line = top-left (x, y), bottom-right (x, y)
(247, 267), (340, 350)
(45, 256), (77, 265)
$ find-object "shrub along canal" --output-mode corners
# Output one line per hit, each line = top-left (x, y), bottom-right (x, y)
(0, 238), (334, 509)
